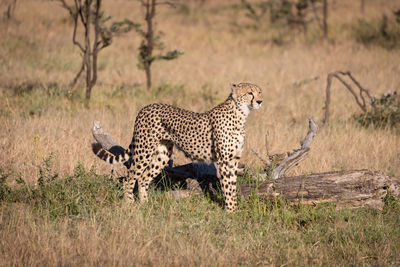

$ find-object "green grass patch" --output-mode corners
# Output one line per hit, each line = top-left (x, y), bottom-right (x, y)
(0, 155), (122, 221)
(1, 156), (399, 265)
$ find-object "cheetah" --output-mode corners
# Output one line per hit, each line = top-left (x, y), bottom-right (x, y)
(92, 83), (263, 212)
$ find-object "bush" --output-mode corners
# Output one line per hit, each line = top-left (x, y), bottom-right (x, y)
(353, 92), (400, 132)
(0, 155), (123, 220)
(352, 16), (400, 49)
(0, 170), (12, 201)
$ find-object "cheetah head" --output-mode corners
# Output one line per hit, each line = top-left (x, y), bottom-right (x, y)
(230, 82), (263, 114)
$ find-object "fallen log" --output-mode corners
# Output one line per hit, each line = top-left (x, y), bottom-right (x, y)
(91, 119), (400, 210)
(159, 165), (400, 210)
(239, 169), (400, 210)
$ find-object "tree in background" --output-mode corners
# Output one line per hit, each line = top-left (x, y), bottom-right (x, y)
(136, 0), (183, 90)
(310, 0), (328, 38)
(2, 0), (17, 21)
(240, 0), (329, 39)
(59, 0), (136, 101)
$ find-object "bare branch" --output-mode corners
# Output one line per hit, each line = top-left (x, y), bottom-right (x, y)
(70, 59), (85, 88)
(251, 118), (318, 180)
(341, 71), (374, 105)
(72, 9), (85, 52)
(92, 0), (101, 53)
(58, 0), (85, 52)
(271, 117), (318, 180)
(89, 0), (101, 92)
(333, 74), (366, 111)
(77, 0), (86, 27)
(59, 0), (75, 15)
(92, 121), (119, 150)
(324, 71), (374, 124)
(251, 148), (271, 167)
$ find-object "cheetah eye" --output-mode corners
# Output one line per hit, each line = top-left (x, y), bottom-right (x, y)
(248, 92), (253, 96)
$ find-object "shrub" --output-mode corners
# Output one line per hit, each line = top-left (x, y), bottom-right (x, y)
(353, 92), (400, 132)
(352, 16), (400, 49)
(0, 170), (11, 201)
(0, 155), (123, 220)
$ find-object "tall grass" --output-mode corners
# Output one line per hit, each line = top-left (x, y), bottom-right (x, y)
(1, 158), (399, 266)
(1, 0), (400, 265)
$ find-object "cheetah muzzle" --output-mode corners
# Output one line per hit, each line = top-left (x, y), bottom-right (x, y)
(92, 82), (263, 212)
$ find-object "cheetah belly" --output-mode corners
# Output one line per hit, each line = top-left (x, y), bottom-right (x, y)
(159, 112), (215, 162)
(170, 128), (214, 162)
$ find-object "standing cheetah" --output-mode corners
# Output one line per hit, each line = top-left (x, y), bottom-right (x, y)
(92, 83), (263, 212)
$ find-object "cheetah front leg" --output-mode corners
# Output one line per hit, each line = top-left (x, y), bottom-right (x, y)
(218, 159), (239, 212)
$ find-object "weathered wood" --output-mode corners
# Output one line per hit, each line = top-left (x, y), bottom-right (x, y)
(271, 117), (317, 180)
(251, 117), (318, 180)
(161, 166), (399, 210)
(323, 71), (374, 124)
(92, 121), (119, 150)
(240, 170), (400, 210)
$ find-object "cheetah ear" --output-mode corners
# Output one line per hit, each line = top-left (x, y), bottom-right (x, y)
(230, 83), (239, 100)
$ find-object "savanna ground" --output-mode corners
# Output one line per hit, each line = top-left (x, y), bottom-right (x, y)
(1, 0), (400, 265)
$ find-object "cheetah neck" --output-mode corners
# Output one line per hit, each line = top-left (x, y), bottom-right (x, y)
(223, 96), (250, 125)
(237, 102), (250, 117)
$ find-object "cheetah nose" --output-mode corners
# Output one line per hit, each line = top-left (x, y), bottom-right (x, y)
(256, 100), (262, 105)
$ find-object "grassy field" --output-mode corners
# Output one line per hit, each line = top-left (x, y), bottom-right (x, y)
(1, 0), (400, 265)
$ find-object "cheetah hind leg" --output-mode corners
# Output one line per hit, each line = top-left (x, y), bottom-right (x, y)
(137, 143), (172, 202)
(123, 172), (137, 204)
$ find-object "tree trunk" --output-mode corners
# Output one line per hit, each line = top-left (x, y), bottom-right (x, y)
(144, 0), (155, 90)
(145, 65), (152, 90)
(86, 81), (94, 100)
(84, 0), (92, 100)
(360, 0), (365, 14)
(322, 0), (328, 38)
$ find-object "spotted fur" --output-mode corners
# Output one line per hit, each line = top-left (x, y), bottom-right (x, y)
(92, 83), (263, 212)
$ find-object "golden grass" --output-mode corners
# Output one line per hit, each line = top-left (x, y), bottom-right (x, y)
(1, 0), (399, 182)
(0, 0), (400, 265)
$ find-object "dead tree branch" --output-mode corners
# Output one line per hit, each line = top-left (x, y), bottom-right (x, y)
(251, 117), (317, 180)
(272, 117), (317, 179)
(92, 121), (119, 150)
(251, 148), (271, 168)
(324, 71), (374, 124)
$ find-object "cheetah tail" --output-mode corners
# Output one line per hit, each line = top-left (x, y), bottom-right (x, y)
(91, 142), (131, 165)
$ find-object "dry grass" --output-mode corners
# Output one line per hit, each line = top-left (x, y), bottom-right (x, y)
(0, 0), (400, 265)
(1, 172), (399, 266)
